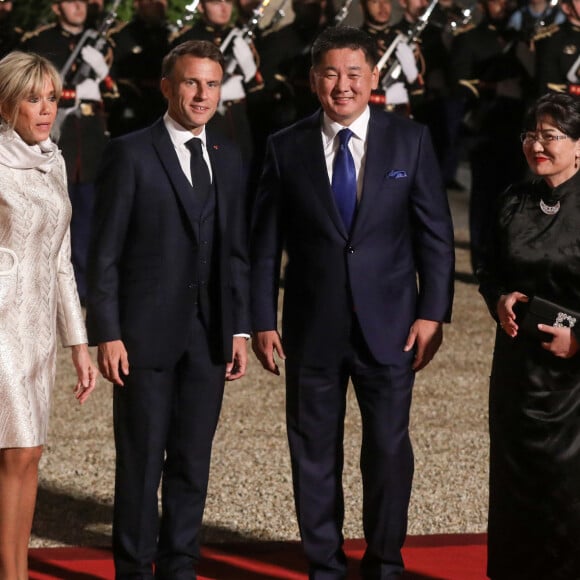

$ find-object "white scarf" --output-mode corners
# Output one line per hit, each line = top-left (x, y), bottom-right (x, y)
(0, 127), (59, 173)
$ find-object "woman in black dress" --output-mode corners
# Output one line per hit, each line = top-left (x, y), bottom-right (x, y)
(477, 92), (580, 580)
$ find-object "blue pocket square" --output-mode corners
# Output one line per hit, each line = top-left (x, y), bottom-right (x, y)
(387, 170), (408, 179)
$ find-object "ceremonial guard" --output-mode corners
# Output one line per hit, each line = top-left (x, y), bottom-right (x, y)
(20, 0), (118, 303)
(170, 0), (263, 164)
(107, 0), (172, 136)
(508, 0), (564, 46)
(361, 0), (425, 115)
(534, 0), (580, 96)
(451, 0), (530, 270)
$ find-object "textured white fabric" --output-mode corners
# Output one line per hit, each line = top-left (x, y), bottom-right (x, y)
(0, 129), (86, 448)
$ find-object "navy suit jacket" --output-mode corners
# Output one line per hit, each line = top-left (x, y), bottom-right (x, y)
(251, 108), (455, 366)
(86, 118), (250, 369)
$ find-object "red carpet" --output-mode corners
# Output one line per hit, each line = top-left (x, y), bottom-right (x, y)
(29, 534), (487, 580)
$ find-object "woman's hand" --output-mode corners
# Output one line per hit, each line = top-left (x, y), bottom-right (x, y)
(71, 344), (98, 404)
(496, 292), (529, 337)
(539, 326), (580, 358)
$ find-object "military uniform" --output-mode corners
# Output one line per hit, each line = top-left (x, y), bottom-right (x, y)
(363, 21), (425, 115)
(451, 17), (529, 270)
(170, 21), (263, 164)
(107, 15), (173, 137)
(20, 23), (117, 302)
(534, 21), (580, 96)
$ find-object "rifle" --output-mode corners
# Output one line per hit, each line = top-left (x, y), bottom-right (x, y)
(334, 0), (354, 26)
(376, 0), (438, 88)
(59, 0), (121, 87)
(51, 0), (121, 142)
(219, 0), (273, 77)
(175, 0), (201, 30)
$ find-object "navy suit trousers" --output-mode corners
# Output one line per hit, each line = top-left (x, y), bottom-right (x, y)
(285, 323), (415, 580)
(112, 313), (225, 580)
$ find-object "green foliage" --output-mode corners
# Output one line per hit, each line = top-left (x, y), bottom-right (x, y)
(11, 0), (194, 34)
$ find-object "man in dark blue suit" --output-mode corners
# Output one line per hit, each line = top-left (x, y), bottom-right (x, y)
(251, 26), (455, 580)
(86, 41), (250, 579)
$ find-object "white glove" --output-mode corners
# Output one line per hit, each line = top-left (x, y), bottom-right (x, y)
(232, 35), (257, 82)
(218, 75), (246, 115)
(385, 81), (409, 105)
(75, 78), (101, 102)
(395, 42), (418, 84)
(81, 45), (109, 81)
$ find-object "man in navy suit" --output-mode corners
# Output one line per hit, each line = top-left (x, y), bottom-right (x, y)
(251, 26), (454, 580)
(86, 41), (250, 579)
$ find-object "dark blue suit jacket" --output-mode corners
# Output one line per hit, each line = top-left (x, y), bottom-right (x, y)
(86, 118), (250, 369)
(251, 108), (454, 366)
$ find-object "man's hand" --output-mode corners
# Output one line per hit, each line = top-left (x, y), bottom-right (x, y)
(81, 45), (109, 81)
(226, 336), (248, 381)
(395, 41), (419, 84)
(98, 340), (129, 386)
(404, 319), (443, 371)
(252, 330), (286, 375)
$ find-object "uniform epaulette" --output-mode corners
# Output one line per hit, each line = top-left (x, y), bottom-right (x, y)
(169, 25), (192, 45)
(109, 20), (129, 36)
(532, 22), (559, 42)
(20, 22), (56, 42)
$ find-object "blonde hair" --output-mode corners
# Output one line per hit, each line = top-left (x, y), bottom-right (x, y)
(0, 51), (62, 129)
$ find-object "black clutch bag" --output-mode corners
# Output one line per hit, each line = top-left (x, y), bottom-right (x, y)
(516, 296), (580, 341)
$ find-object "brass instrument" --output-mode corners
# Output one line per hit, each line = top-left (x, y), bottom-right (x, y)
(446, 3), (475, 33)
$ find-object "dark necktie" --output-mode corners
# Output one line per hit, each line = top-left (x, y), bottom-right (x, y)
(185, 137), (210, 205)
(331, 128), (357, 232)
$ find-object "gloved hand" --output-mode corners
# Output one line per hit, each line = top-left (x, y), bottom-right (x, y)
(385, 81), (409, 105)
(81, 45), (109, 81)
(75, 78), (101, 102)
(232, 35), (257, 82)
(217, 75), (246, 115)
(395, 42), (418, 84)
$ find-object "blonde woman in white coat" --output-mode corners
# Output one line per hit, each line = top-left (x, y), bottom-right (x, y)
(0, 51), (97, 580)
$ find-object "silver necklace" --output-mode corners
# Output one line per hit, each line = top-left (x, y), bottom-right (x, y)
(539, 198), (560, 215)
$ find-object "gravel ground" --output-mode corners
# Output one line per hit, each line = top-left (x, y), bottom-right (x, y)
(30, 187), (495, 549)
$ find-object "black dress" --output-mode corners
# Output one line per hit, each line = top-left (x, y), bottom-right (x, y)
(477, 171), (580, 580)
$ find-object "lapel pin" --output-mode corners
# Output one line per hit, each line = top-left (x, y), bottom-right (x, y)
(387, 170), (407, 179)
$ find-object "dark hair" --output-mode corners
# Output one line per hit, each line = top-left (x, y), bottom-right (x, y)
(524, 93), (580, 139)
(162, 40), (225, 79)
(311, 26), (378, 69)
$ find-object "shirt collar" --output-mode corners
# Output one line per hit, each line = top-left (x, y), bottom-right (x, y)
(321, 107), (370, 145)
(163, 112), (207, 149)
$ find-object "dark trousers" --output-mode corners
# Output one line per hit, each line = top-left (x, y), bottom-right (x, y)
(112, 314), (225, 580)
(285, 326), (415, 580)
(68, 181), (95, 303)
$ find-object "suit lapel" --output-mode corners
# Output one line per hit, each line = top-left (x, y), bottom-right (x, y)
(151, 120), (200, 234)
(352, 110), (394, 238)
(297, 111), (348, 237)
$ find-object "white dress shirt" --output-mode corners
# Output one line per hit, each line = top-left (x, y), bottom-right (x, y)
(321, 106), (370, 202)
(163, 113), (213, 185)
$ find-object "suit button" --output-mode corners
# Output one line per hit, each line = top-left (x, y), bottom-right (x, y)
(188, 282), (195, 289)
(346, 245), (355, 254)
